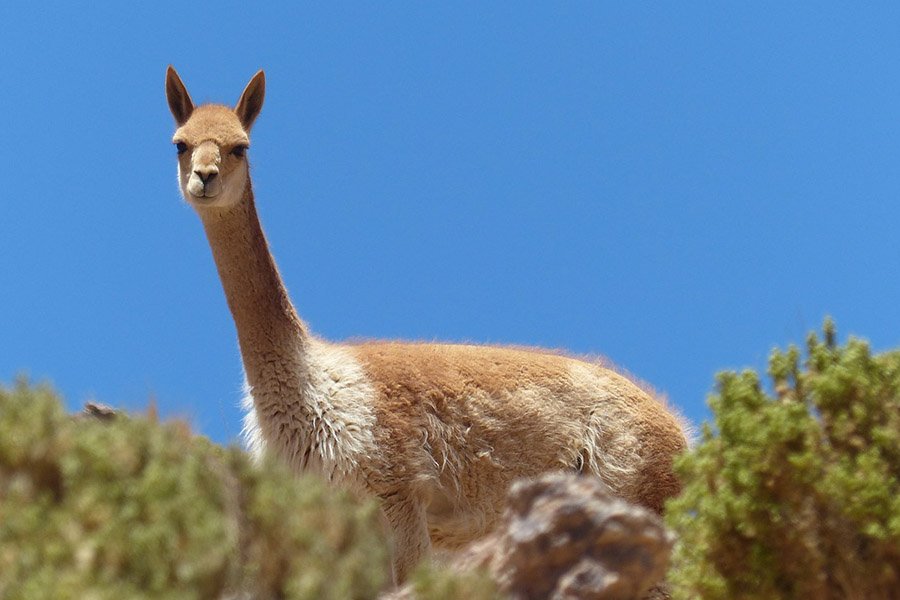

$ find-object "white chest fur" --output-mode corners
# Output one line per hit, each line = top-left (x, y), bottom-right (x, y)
(241, 339), (378, 491)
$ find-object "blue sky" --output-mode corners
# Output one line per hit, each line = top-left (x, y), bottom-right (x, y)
(3, 4), (900, 444)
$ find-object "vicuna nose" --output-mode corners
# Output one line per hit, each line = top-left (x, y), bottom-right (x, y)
(194, 167), (219, 184)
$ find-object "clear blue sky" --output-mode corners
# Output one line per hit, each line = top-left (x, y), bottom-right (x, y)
(3, 4), (900, 444)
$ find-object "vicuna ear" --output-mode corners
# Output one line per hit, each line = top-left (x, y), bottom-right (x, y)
(166, 66), (195, 126)
(235, 70), (266, 131)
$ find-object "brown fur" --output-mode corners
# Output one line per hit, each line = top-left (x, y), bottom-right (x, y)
(352, 343), (683, 534)
(165, 66), (688, 584)
(172, 105), (250, 153)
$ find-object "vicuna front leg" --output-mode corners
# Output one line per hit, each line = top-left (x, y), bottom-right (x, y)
(381, 490), (431, 584)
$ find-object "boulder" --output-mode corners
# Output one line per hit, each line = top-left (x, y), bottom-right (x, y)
(389, 472), (674, 599)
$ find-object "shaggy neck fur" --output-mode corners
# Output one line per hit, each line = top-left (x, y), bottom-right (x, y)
(197, 183), (377, 485)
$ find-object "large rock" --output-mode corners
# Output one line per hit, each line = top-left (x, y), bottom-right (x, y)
(390, 472), (674, 599)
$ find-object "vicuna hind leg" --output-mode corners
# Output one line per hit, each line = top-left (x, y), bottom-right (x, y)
(381, 490), (431, 585)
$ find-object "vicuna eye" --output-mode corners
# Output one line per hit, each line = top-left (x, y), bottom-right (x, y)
(175, 142), (187, 155)
(231, 145), (248, 158)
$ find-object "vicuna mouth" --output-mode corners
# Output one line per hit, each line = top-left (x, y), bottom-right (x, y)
(189, 193), (219, 204)
(186, 181), (221, 200)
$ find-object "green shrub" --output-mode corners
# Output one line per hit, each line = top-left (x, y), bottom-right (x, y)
(667, 320), (900, 599)
(408, 563), (501, 600)
(0, 379), (389, 600)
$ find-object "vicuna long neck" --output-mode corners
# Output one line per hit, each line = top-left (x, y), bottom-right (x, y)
(198, 184), (309, 389)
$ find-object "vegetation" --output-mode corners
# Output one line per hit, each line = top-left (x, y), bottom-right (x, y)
(4, 319), (898, 599)
(0, 379), (389, 600)
(408, 564), (501, 600)
(667, 321), (900, 599)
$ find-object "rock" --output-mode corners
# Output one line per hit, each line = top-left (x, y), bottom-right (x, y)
(388, 472), (674, 600)
(81, 402), (117, 420)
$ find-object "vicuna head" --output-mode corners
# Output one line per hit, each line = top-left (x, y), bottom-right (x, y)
(165, 66), (265, 209)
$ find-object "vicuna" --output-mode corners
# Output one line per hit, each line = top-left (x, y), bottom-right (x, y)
(165, 66), (688, 584)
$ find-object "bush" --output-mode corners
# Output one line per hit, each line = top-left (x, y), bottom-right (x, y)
(407, 563), (500, 600)
(0, 379), (390, 600)
(667, 321), (900, 599)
